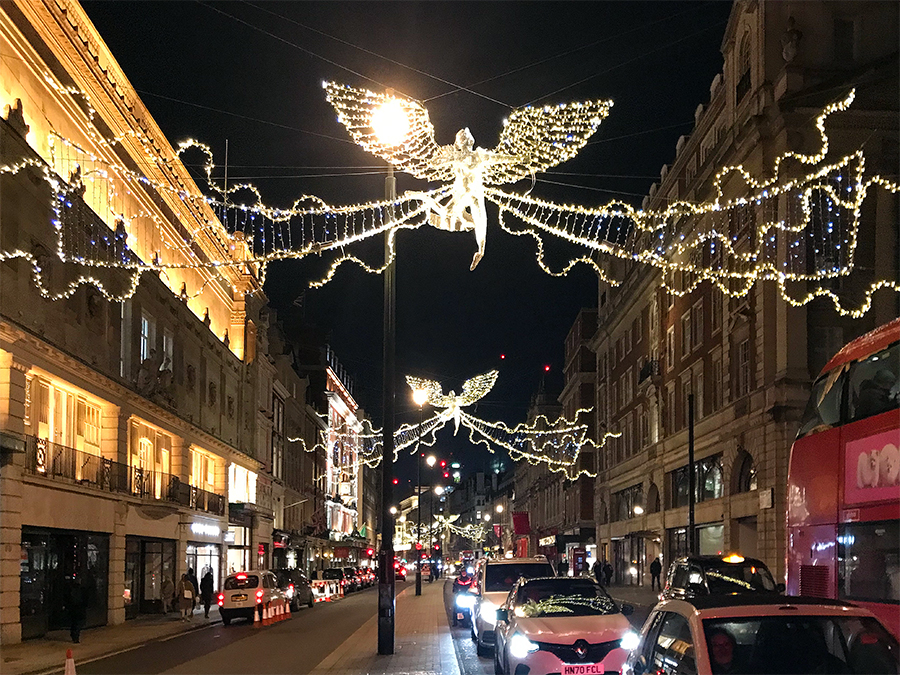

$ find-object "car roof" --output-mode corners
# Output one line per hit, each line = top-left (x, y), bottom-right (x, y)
(484, 556), (551, 565)
(672, 555), (769, 566)
(669, 594), (859, 612)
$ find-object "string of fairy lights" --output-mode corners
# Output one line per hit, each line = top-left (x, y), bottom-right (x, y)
(2, 77), (897, 317)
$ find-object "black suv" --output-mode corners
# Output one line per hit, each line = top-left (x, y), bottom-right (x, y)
(660, 554), (785, 600)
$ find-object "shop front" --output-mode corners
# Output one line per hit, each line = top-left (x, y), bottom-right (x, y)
(185, 519), (224, 593)
(20, 526), (109, 639)
(227, 504), (252, 575)
(124, 536), (175, 619)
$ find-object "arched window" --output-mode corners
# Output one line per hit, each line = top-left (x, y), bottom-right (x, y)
(736, 32), (752, 102)
(734, 450), (758, 493)
(700, 458), (724, 501)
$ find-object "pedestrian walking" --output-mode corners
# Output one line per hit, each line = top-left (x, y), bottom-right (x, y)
(65, 574), (88, 643)
(603, 561), (613, 586)
(186, 567), (199, 612)
(200, 569), (214, 618)
(558, 556), (569, 577)
(650, 556), (663, 591)
(592, 559), (604, 586)
(161, 575), (175, 614)
(176, 573), (196, 621)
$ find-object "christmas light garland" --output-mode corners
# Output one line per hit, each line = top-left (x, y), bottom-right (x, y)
(2, 79), (897, 317)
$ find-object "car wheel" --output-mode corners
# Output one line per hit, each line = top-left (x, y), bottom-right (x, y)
(493, 643), (503, 674)
(221, 614), (231, 626)
(476, 636), (491, 658)
(307, 593), (314, 608)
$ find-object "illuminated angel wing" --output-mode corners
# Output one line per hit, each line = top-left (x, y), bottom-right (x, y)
(323, 82), (452, 182)
(405, 375), (455, 409)
(458, 370), (500, 406)
(485, 99), (613, 185)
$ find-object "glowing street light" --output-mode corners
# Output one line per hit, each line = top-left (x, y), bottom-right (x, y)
(495, 504), (504, 513)
(426, 455), (436, 468)
(371, 97), (409, 147)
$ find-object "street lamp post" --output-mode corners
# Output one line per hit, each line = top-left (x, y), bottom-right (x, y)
(374, 92), (408, 654)
(412, 389), (428, 596)
(431, 484), (444, 581)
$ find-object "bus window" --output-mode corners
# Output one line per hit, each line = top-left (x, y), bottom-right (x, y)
(849, 343), (900, 422)
(797, 366), (846, 438)
(838, 520), (900, 604)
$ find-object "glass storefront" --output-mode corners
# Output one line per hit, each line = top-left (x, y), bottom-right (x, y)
(124, 537), (175, 619)
(226, 525), (250, 574)
(20, 527), (109, 640)
(186, 543), (221, 591)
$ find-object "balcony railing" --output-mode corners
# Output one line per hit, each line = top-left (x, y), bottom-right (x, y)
(24, 436), (225, 516)
(638, 359), (659, 384)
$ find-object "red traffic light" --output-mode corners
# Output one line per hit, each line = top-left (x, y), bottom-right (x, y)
(443, 472), (450, 478)
(366, 548), (374, 557)
(500, 353), (506, 360)
(434, 544), (440, 550)
(392, 478), (399, 485)
(544, 364), (550, 372)
(415, 542), (423, 550)
(440, 460), (447, 468)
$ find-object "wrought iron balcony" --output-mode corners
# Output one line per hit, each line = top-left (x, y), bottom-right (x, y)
(638, 359), (660, 384)
(24, 436), (225, 516)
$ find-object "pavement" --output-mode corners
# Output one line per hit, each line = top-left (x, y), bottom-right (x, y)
(1, 607), (220, 675)
(2, 579), (657, 675)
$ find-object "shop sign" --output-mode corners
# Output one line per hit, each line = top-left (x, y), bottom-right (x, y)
(539, 535), (555, 547)
(334, 546), (350, 558)
(223, 530), (236, 544)
(191, 522), (221, 538)
(395, 543), (411, 551)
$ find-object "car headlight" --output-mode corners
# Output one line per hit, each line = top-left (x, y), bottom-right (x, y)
(480, 599), (498, 625)
(509, 633), (539, 659)
(620, 630), (641, 651)
(455, 593), (475, 609)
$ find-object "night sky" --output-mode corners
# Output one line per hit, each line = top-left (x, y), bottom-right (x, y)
(82, 1), (733, 488)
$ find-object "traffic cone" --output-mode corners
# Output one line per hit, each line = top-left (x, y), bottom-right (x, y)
(277, 604), (283, 621)
(253, 605), (261, 627)
(285, 601), (291, 618)
(65, 649), (76, 675)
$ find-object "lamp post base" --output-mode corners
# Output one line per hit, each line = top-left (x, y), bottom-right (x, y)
(415, 569), (422, 596)
(377, 551), (395, 654)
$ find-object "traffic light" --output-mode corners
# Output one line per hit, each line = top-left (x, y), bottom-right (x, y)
(443, 472), (450, 478)
(440, 460), (446, 468)
(392, 478), (399, 485)
(433, 543), (440, 551)
(415, 542), (423, 550)
(366, 547), (374, 557)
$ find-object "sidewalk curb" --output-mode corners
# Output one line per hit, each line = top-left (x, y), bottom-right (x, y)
(22, 618), (221, 675)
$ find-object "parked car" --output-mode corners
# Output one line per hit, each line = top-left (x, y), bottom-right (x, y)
(494, 576), (638, 675)
(660, 554), (784, 601)
(622, 595), (900, 675)
(217, 570), (287, 626)
(321, 567), (353, 593)
(343, 567), (360, 592)
(273, 568), (315, 611)
(471, 556), (556, 657)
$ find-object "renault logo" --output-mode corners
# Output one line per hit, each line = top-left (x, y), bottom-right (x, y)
(573, 639), (590, 660)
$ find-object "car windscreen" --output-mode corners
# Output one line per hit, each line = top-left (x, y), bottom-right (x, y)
(702, 562), (777, 593)
(322, 569), (343, 580)
(224, 575), (259, 590)
(274, 571), (293, 586)
(514, 580), (618, 617)
(485, 563), (555, 592)
(703, 616), (899, 675)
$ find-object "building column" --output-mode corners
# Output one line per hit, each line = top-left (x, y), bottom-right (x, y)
(109, 502), (127, 625)
(0, 346), (28, 644)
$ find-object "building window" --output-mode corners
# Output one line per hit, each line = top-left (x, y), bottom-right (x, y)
(624, 366), (633, 406)
(161, 328), (174, 371)
(670, 454), (723, 507)
(665, 383), (676, 436)
(735, 451), (757, 493)
(272, 395), (285, 481)
(681, 310), (692, 357)
(24, 376), (32, 426)
(691, 300), (704, 349)
(682, 375), (693, 429)
(613, 483), (643, 521)
(666, 326), (676, 371)
(634, 314), (642, 343)
(140, 311), (155, 363)
(695, 370), (704, 419)
(712, 352), (723, 411)
(737, 339), (751, 397)
(711, 288), (722, 334)
(736, 32), (751, 102)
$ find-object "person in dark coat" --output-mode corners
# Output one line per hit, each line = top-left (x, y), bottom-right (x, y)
(186, 567), (199, 612)
(199, 569), (214, 618)
(557, 556), (569, 577)
(650, 556), (663, 590)
(592, 559), (604, 586)
(603, 561), (613, 586)
(66, 575), (88, 643)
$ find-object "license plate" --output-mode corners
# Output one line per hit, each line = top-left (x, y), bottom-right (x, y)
(457, 612), (464, 619)
(231, 593), (248, 602)
(562, 665), (603, 675)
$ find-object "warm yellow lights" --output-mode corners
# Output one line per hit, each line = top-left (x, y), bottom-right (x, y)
(426, 455), (437, 467)
(412, 388), (429, 408)
(1, 79), (896, 319)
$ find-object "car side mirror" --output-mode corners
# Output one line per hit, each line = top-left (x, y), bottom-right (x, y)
(620, 603), (634, 616)
(495, 608), (508, 623)
(776, 582), (786, 593)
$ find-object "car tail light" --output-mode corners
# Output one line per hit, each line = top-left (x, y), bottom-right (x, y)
(237, 573), (247, 580)
(217, 593), (224, 606)
(256, 589), (264, 603)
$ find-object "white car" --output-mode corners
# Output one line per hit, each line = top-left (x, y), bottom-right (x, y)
(622, 595), (900, 675)
(217, 570), (288, 625)
(471, 556), (556, 657)
(494, 576), (638, 675)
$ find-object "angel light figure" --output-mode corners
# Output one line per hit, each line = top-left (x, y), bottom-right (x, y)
(405, 370), (499, 434)
(324, 82), (612, 269)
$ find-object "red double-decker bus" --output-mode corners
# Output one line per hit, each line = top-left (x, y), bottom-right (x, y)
(787, 318), (900, 637)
